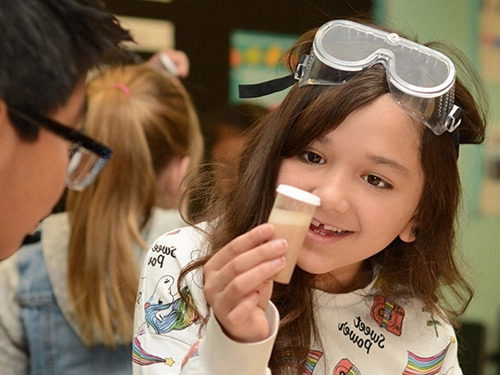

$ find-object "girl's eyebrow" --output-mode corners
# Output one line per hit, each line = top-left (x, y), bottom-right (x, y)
(316, 135), (331, 145)
(315, 136), (412, 177)
(367, 154), (411, 177)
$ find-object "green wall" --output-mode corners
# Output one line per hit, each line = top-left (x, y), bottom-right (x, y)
(374, 1), (500, 373)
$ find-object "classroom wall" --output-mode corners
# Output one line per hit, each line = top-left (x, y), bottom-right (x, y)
(374, 1), (500, 374)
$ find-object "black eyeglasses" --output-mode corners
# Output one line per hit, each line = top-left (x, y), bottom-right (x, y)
(8, 107), (112, 191)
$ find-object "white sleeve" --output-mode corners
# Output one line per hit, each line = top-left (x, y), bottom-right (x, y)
(193, 304), (278, 375)
(0, 255), (29, 375)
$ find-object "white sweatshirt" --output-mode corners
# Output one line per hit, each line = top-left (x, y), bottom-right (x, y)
(133, 224), (463, 375)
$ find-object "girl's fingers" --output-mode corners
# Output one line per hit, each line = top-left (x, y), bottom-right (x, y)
(202, 223), (288, 341)
(204, 238), (287, 301)
(206, 223), (275, 271)
(207, 255), (285, 316)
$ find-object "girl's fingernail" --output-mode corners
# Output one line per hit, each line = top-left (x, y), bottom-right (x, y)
(259, 223), (273, 236)
(271, 256), (286, 269)
(249, 290), (260, 301)
(272, 239), (287, 250)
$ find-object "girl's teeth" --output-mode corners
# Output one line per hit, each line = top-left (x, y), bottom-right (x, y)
(310, 220), (348, 235)
(324, 224), (345, 233)
(313, 228), (328, 236)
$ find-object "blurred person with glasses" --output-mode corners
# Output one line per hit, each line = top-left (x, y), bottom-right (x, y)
(0, 0), (131, 260)
(0, 63), (203, 375)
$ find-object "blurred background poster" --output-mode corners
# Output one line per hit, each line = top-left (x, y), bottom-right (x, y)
(480, 0), (500, 82)
(229, 29), (298, 109)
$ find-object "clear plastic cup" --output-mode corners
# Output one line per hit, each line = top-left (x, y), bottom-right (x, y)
(268, 184), (320, 284)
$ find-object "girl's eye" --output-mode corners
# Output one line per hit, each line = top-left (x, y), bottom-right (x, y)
(363, 174), (392, 189)
(300, 151), (325, 164)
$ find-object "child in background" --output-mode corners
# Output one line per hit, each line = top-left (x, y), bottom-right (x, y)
(0, 63), (203, 375)
(133, 19), (488, 375)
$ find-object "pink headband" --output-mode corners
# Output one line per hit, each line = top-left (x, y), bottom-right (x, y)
(112, 82), (130, 97)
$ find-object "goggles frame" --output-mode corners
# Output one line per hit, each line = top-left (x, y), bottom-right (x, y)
(295, 20), (462, 135)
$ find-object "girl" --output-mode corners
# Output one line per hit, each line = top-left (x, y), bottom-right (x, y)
(133, 19), (487, 375)
(0, 63), (203, 374)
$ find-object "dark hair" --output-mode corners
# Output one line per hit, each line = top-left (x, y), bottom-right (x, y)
(0, 0), (132, 140)
(181, 19), (488, 375)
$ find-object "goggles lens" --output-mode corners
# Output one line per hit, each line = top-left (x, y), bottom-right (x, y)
(312, 21), (454, 91)
(298, 20), (461, 135)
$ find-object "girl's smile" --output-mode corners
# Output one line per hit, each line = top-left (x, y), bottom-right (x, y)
(307, 218), (352, 246)
(277, 94), (425, 292)
(310, 218), (350, 236)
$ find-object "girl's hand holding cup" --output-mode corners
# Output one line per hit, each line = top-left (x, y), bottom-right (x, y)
(203, 223), (287, 343)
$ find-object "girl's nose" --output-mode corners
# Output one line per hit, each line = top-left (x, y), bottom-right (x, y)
(313, 178), (350, 214)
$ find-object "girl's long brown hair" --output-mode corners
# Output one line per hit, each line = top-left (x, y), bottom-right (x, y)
(67, 64), (202, 346)
(180, 20), (488, 374)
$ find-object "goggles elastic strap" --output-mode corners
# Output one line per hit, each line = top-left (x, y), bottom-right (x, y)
(238, 74), (295, 99)
(451, 127), (460, 157)
(238, 55), (309, 99)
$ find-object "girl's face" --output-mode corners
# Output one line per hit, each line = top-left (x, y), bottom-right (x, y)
(277, 94), (424, 292)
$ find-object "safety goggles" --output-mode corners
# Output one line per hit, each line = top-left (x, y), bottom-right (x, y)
(239, 20), (462, 136)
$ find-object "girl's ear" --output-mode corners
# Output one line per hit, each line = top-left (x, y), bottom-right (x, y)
(399, 219), (418, 243)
